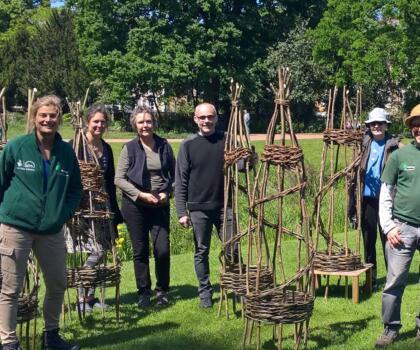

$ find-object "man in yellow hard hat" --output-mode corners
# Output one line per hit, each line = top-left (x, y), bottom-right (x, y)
(375, 104), (420, 347)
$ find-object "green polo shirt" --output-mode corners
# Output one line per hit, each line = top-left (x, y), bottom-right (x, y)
(381, 142), (420, 225)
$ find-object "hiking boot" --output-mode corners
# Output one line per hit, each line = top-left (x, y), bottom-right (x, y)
(199, 297), (213, 309)
(2, 342), (24, 350)
(41, 328), (80, 350)
(138, 294), (151, 308)
(156, 291), (169, 306)
(375, 326), (399, 348)
(416, 328), (420, 341)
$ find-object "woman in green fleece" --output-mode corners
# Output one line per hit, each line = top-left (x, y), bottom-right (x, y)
(0, 95), (82, 350)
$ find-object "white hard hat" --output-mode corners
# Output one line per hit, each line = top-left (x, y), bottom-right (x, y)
(365, 108), (391, 125)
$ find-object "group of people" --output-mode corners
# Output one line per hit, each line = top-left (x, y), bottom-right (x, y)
(0, 97), (229, 350)
(0, 93), (419, 350)
(356, 106), (420, 348)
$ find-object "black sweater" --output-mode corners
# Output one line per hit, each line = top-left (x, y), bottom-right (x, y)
(175, 131), (225, 217)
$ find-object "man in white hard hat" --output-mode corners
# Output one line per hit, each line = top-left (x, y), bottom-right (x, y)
(357, 108), (399, 290)
(375, 104), (420, 347)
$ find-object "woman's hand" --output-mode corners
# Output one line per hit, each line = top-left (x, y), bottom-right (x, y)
(138, 191), (159, 204)
(157, 192), (168, 204)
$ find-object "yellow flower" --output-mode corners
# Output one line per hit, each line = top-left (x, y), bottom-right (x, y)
(117, 224), (124, 231)
(118, 237), (125, 244)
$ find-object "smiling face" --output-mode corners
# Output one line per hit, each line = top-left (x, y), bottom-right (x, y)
(368, 121), (388, 141)
(34, 105), (59, 137)
(135, 112), (154, 139)
(410, 116), (420, 143)
(194, 103), (217, 136)
(87, 112), (107, 139)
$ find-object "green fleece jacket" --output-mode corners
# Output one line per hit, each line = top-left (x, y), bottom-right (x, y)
(0, 132), (82, 234)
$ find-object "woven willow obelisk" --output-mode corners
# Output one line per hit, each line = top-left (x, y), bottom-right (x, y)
(243, 68), (314, 350)
(65, 100), (121, 323)
(313, 87), (364, 297)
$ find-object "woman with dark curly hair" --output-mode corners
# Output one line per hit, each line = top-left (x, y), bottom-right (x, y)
(69, 104), (123, 312)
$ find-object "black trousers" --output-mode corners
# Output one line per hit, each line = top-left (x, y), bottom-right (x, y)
(361, 196), (387, 283)
(190, 208), (235, 299)
(121, 196), (170, 295)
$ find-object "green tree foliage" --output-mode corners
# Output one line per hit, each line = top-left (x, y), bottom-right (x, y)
(27, 9), (90, 99)
(68, 0), (327, 108)
(266, 20), (327, 105)
(397, 0), (420, 107)
(311, 0), (412, 108)
(0, 6), (90, 104)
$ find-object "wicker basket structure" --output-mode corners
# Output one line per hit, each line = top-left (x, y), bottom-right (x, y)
(245, 289), (314, 324)
(67, 264), (121, 289)
(65, 101), (121, 322)
(314, 250), (363, 272)
(312, 87), (364, 295)
(219, 82), (258, 318)
(242, 69), (314, 350)
(0, 255), (40, 349)
(220, 264), (273, 296)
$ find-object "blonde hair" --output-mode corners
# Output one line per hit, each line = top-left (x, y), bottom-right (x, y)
(31, 95), (63, 125)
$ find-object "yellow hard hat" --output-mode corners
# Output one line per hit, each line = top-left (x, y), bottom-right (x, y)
(405, 104), (420, 127)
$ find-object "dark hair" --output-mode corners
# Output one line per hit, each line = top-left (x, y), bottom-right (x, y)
(130, 106), (156, 131)
(86, 104), (109, 123)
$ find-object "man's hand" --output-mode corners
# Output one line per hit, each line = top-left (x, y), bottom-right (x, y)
(387, 226), (402, 248)
(138, 192), (159, 205)
(179, 215), (190, 228)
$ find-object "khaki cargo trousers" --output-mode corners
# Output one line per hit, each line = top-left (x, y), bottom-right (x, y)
(0, 224), (67, 345)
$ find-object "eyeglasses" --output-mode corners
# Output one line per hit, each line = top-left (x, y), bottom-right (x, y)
(196, 115), (216, 121)
(369, 121), (386, 127)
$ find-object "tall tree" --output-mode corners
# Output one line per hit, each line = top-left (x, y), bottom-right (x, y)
(311, 0), (408, 108)
(68, 0), (327, 108)
(0, 7), (90, 103)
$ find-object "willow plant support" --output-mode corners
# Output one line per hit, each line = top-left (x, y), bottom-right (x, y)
(243, 68), (314, 350)
(312, 86), (364, 298)
(218, 82), (262, 319)
(25, 88), (37, 134)
(0, 87), (7, 148)
(65, 99), (121, 323)
(0, 255), (41, 349)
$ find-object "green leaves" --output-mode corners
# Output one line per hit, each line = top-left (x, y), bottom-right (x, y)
(311, 0), (415, 108)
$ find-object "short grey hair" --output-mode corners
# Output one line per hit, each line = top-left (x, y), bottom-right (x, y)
(130, 106), (156, 131)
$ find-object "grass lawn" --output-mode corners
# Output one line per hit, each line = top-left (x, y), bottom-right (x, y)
(53, 240), (420, 350)
(5, 127), (417, 349)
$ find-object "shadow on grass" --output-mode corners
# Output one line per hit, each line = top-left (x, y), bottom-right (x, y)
(117, 283), (199, 304)
(80, 321), (180, 349)
(309, 316), (375, 349)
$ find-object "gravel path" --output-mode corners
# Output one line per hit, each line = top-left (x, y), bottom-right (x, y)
(105, 133), (323, 143)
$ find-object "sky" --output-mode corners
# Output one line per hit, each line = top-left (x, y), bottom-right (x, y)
(51, 0), (64, 8)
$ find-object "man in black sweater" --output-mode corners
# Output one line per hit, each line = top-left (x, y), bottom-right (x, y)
(175, 103), (232, 308)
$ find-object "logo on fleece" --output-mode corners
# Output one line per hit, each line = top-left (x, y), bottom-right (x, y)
(400, 163), (415, 171)
(16, 160), (35, 172)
